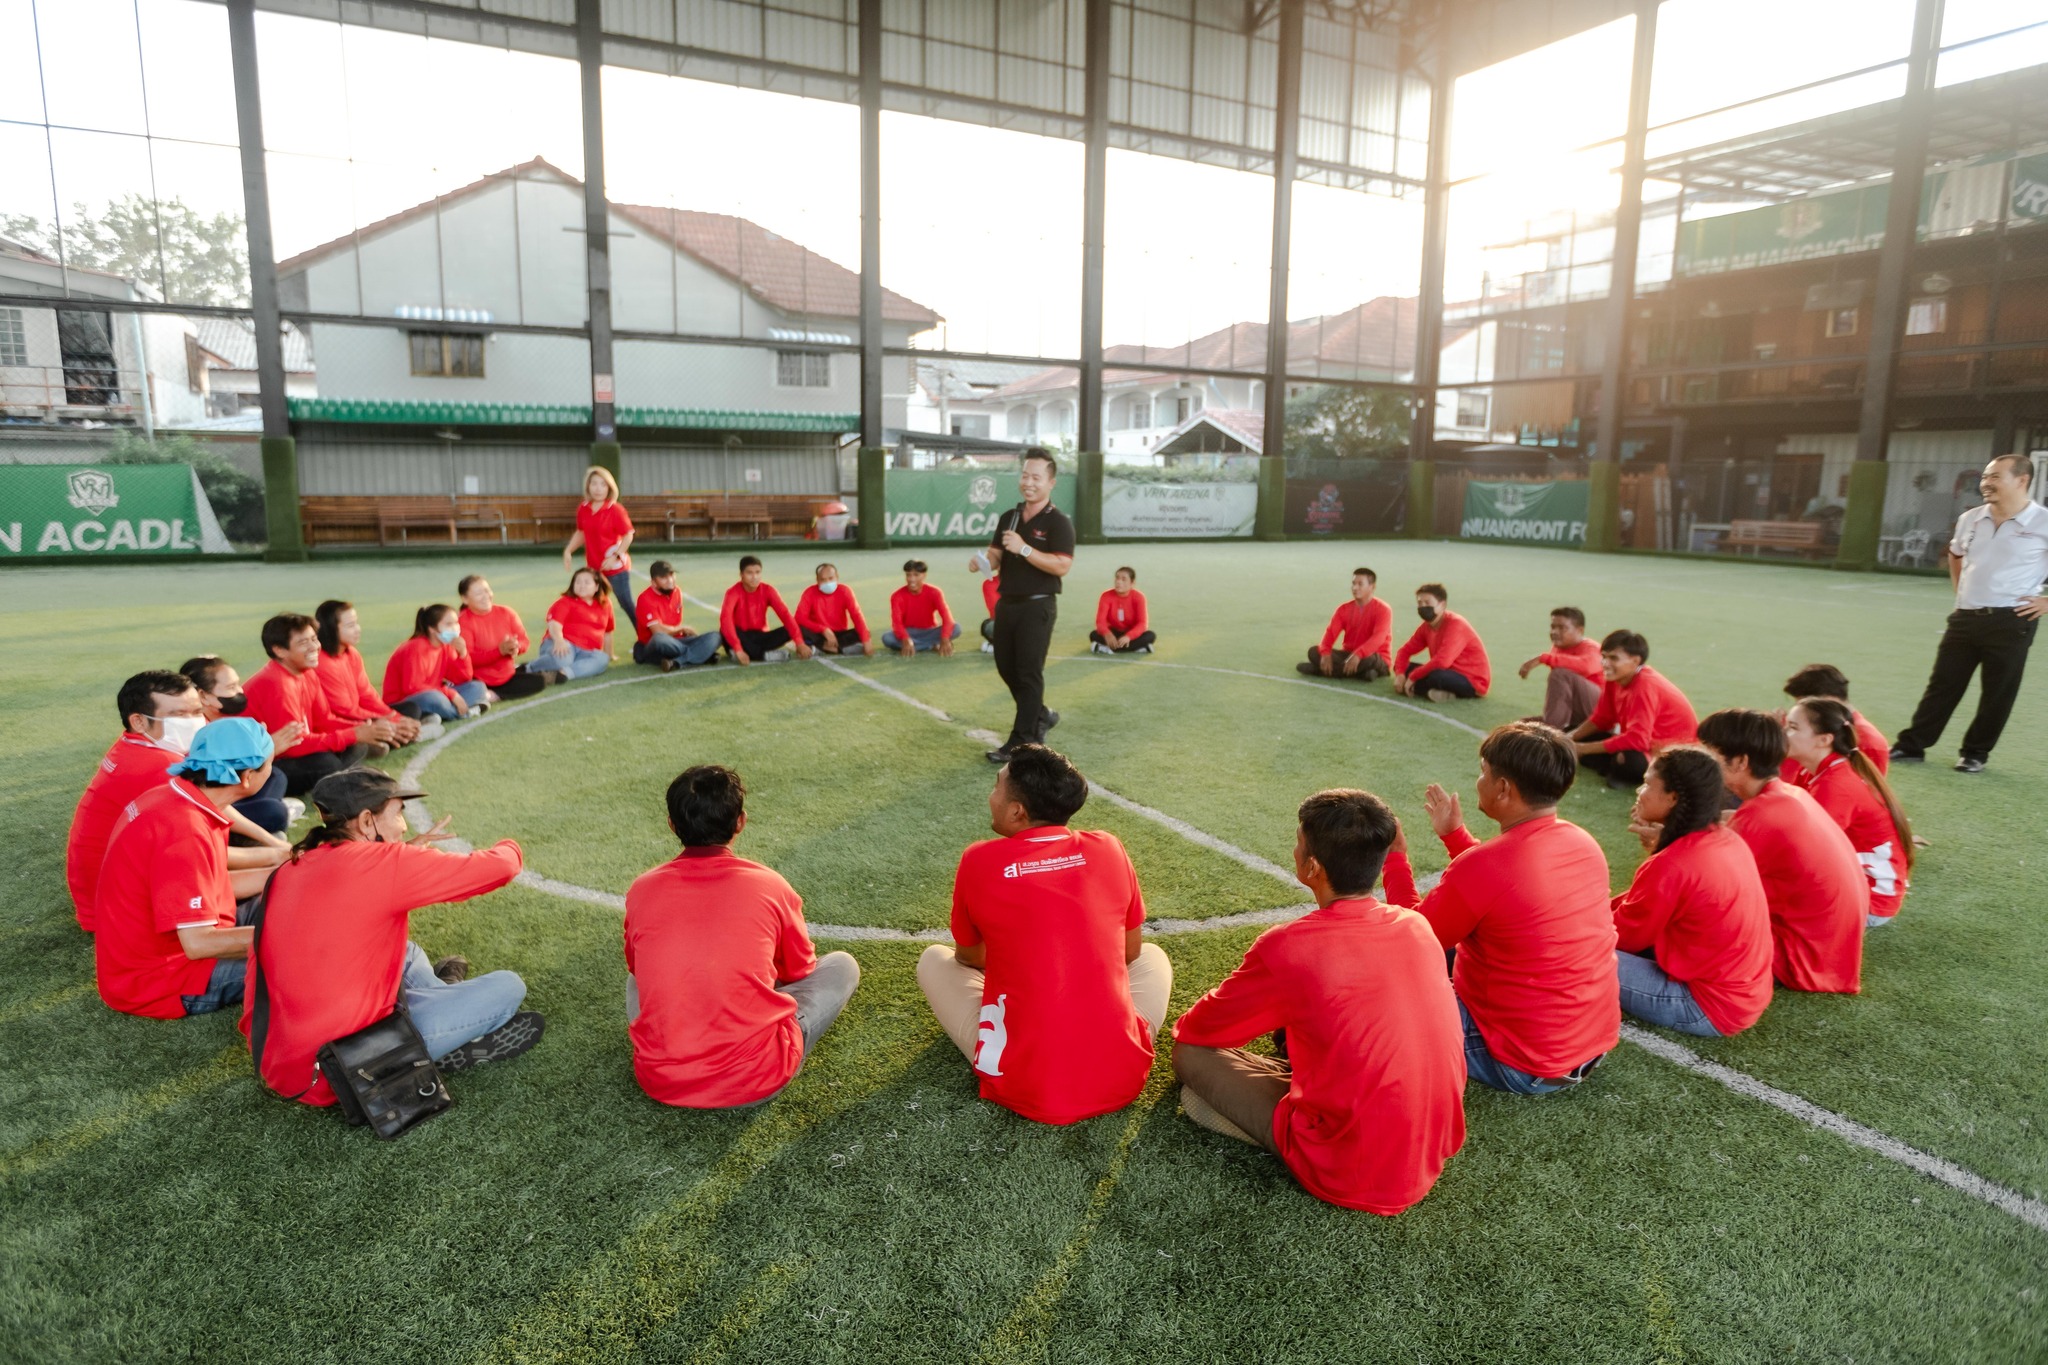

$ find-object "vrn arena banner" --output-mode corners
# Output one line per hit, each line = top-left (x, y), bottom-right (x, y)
(884, 468), (1075, 542)
(0, 464), (234, 557)
(1459, 479), (1589, 545)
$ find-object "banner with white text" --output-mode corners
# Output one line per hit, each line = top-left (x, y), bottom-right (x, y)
(0, 464), (232, 557)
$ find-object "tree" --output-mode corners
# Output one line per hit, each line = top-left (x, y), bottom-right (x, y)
(102, 432), (269, 547)
(1281, 384), (1414, 461)
(2, 195), (249, 306)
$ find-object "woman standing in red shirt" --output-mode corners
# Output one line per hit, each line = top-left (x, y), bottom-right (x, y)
(313, 600), (421, 742)
(563, 466), (635, 646)
(382, 604), (486, 722)
(1784, 698), (1913, 925)
(530, 568), (613, 681)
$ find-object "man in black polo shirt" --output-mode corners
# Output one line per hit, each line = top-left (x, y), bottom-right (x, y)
(972, 448), (1076, 763)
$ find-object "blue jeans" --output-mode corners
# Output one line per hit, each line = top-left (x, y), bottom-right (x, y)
(881, 623), (963, 652)
(1615, 949), (1720, 1036)
(606, 571), (633, 632)
(398, 680), (488, 720)
(182, 957), (247, 1016)
(400, 942), (526, 1059)
(528, 641), (609, 679)
(634, 633), (721, 667)
(1459, 999), (1603, 1094)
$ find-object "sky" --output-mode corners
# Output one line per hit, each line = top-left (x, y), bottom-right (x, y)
(3, 0), (2043, 355)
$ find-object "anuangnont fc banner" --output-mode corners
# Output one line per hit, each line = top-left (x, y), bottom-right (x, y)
(1459, 479), (1588, 545)
(0, 464), (234, 557)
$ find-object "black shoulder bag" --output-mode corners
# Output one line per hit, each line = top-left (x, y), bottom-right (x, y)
(248, 858), (453, 1140)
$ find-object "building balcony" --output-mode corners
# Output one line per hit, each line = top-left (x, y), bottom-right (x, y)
(0, 366), (148, 427)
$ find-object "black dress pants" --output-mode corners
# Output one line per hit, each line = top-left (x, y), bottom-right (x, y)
(274, 742), (372, 797)
(1895, 608), (2039, 760)
(993, 596), (1057, 748)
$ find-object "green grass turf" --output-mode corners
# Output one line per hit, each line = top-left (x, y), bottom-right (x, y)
(2, 543), (2044, 1362)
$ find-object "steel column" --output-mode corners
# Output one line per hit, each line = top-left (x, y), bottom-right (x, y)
(1078, 0), (1111, 456)
(1405, 60), (1453, 532)
(859, 0), (884, 448)
(1259, 0), (1303, 532)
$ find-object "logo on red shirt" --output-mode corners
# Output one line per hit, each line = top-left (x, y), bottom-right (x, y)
(975, 994), (1010, 1076)
(1003, 852), (1088, 879)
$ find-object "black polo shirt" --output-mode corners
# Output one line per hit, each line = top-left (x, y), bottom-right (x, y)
(991, 501), (1076, 598)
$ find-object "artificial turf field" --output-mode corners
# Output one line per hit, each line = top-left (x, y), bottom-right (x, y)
(2, 541), (2044, 1364)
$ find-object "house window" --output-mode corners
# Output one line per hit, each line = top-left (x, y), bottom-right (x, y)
(1128, 397), (1151, 429)
(775, 349), (831, 386)
(1174, 395), (1191, 423)
(1824, 307), (1858, 338)
(1905, 297), (1947, 336)
(410, 332), (484, 377)
(1455, 390), (1489, 428)
(0, 308), (26, 367)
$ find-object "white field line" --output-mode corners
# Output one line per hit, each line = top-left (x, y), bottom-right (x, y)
(1057, 653), (1489, 738)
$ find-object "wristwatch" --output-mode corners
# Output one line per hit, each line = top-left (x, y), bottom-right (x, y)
(1020, 545), (1033, 559)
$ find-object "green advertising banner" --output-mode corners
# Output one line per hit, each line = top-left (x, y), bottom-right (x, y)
(1460, 479), (1589, 545)
(884, 468), (1075, 542)
(2013, 152), (2048, 223)
(0, 464), (233, 558)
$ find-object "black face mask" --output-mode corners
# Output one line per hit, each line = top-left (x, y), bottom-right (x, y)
(216, 694), (249, 715)
(1417, 605), (1439, 623)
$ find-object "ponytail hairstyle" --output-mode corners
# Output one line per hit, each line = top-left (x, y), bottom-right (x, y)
(289, 809), (359, 862)
(412, 603), (456, 640)
(1647, 745), (1727, 852)
(314, 599), (353, 657)
(1794, 697), (1914, 870)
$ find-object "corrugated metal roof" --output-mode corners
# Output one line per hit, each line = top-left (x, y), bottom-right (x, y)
(193, 317), (314, 373)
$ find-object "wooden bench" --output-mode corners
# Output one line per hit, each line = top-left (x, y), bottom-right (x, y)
(622, 495), (713, 542)
(522, 496), (582, 545)
(300, 497), (383, 548)
(1722, 519), (1826, 557)
(710, 499), (775, 540)
(375, 496), (507, 546)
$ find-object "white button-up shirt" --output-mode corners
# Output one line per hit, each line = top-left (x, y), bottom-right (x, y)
(1950, 500), (2048, 609)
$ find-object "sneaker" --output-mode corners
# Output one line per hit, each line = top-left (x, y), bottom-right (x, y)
(1426, 688), (1458, 703)
(282, 797), (306, 826)
(417, 715), (445, 738)
(1091, 641), (1110, 655)
(1136, 644), (1152, 654)
(432, 955), (470, 985)
(438, 1010), (546, 1071)
(1888, 745), (1924, 763)
(980, 641), (995, 654)
(1041, 710), (1060, 735)
(471, 700), (489, 715)
(1954, 756), (1986, 774)
(762, 647), (793, 663)
(985, 745), (1016, 764)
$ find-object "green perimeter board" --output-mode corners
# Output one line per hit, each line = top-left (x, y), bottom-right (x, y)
(883, 468), (1076, 543)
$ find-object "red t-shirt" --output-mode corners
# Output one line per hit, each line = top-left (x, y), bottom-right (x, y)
(66, 733), (177, 931)
(1610, 826), (1774, 1036)
(1586, 666), (1698, 755)
(889, 584), (955, 639)
(719, 582), (799, 652)
(634, 585), (685, 647)
(381, 636), (475, 706)
(547, 594), (613, 651)
(314, 646), (394, 723)
(577, 499), (633, 573)
(795, 585), (871, 642)
(981, 576), (1000, 616)
(1317, 597), (1392, 660)
(457, 604), (531, 688)
(244, 659), (357, 756)
(1726, 781), (1866, 993)
(1538, 638), (1603, 682)
(624, 847), (819, 1108)
(1096, 589), (1149, 639)
(951, 826), (1153, 1124)
(1792, 756), (1908, 918)
(1393, 611), (1492, 695)
(1413, 815), (1618, 1077)
(1777, 711), (1889, 783)
(1173, 896), (1467, 1214)
(240, 839), (522, 1104)
(93, 778), (236, 1018)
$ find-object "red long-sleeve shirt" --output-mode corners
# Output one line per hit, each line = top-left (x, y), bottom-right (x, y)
(458, 604), (531, 687)
(1586, 666), (1698, 755)
(1318, 597), (1392, 660)
(1096, 588), (1149, 640)
(719, 581), (799, 653)
(1792, 755), (1908, 918)
(1726, 781), (1866, 994)
(1393, 611), (1492, 695)
(314, 646), (395, 723)
(381, 635), (476, 706)
(1412, 814), (1618, 1078)
(1611, 826), (1774, 1036)
(243, 659), (358, 756)
(794, 585), (871, 642)
(890, 584), (956, 638)
(1537, 638), (1603, 682)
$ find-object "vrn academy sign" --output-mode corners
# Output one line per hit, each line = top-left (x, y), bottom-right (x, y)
(0, 464), (233, 557)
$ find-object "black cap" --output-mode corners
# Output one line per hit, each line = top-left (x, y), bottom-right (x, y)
(308, 767), (426, 822)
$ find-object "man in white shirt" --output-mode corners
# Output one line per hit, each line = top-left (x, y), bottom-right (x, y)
(1892, 454), (2048, 773)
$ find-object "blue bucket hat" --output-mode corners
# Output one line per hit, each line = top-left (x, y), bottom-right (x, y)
(168, 716), (275, 784)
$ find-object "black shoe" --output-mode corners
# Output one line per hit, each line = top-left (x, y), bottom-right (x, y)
(1889, 745), (1924, 763)
(438, 1011), (546, 1071)
(1954, 756), (1986, 774)
(986, 746), (1016, 764)
(1296, 661), (1321, 676)
(432, 955), (470, 985)
(1041, 710), (1060, 735)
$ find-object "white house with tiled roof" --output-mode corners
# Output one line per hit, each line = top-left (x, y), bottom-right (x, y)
(275, 158), (941, 429)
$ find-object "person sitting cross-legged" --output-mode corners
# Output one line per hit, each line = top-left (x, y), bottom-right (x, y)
(1391, 583), (1490, 701)
(632, 561), (721, 671)
(1090, 566), (1156, 655)
(181, 655), (302, 837)
(1610, 746), (1773, 1037)
(1517, 605), (1603, 731)
(1568, 630), (1698, 791)
(719, 556), (811, 665)
(457, 574), (546, 701)
(1172, 787), (1466, 1214)
(243, 614), (399, 796)
(529, 568), (615, 681)
(624, 765), (861, 1109)
(795, 562), (875, 657)
(382, 603), (488, 723)
(1299, 566), (1391, 680)
(917, 744), (1173, 1124)
(883, 559), (963, 657)
(313, 600), (423, 743)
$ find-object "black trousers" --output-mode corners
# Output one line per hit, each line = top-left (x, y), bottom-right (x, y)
(486, 670), (547, 699)
(1578, 743), (1649, 787)
(274, 742), (372, 797)
(1895, 608), (2039, 760)
(993, 596), (1057, 747)
(728, 627), (791, 660)
(1091, 629), (1157, 652)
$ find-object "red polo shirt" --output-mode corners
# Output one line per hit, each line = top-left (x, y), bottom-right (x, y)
(1726, 781), (1866, 993)
(577, 499), (633, 573)
(1096, 589), (1149, 639)
(1538, 638), (1603, 682)
(1778, 711), (1889, 783)
(240, 838), (522, 1104)
(951, 826), (1153, 1125)
(719, 582), (799, 652)
(94, 778), (236, 1018)
(381, 636), (475, 706)
(458, 604), (531, 688)
(890, 584), (956, 638)
(1611, 826), (1774, 1036)
(66, 733), (177, 931)
(1317, 597), (1392, 661)
(1414, 815), (1618, 1078)
(1173, 895), (1467, 1214)
(547, 594), (613, 652)
(634, 585), (685, 647)
(243, 659), (357, 757)
(314, 646), (395, 723)
(1393, 611), (1492, 695)
(1586, 666), (1699, 755)
(624, 846), (819, 1108)
(1792, 756), (1908, 918)
(795, 585), (872, 642)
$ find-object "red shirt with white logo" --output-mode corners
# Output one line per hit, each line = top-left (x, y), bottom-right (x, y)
(950, 826), (1153, 1124)
(890, 584), (956, 639)
(1586, 666), (1699, 755)
(1610, 825), (1775, 1036)
(1393, 610), (1492, 694)
(66, 733), (177, 931)
(314, 646), (395, 723)
(240, 838), (522, 1105)
(1726, 781), (1866, 993)
(547, 594), (613, 651)
(244, 659), (357, 756)
(1096, 589), (1149, 640)
(458, 604), (531, 688)
(1317, 597), (1392, 661)
(93, 778), (236, 1018)
(1173, 895), (1467, 1214)
(381, 636), (476, 706)
(624, 846), (819, 1108)
(795, 585), (872, 642)
(634, 585), (685, 647)
(1538, 638), (1603, 682)
(577, 499), (633, 573)
(1792, 756), (1908, 918)
(1778, 711), (1889, 783)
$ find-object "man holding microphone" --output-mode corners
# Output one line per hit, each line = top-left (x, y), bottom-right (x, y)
(971, 449), (1075, 763)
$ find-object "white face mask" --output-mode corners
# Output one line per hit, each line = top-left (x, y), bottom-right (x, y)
(818, 580), (839, 594)
(154, 714), (206, 755)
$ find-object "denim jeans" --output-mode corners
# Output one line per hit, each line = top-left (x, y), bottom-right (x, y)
(182, 957), (247, 1015)
(398, 681), (488, 720)
(625, 951), (862, 1107)
(1614, 949), (1720, 1036)
(606, 571), (634, 633)
(881, 623), (963, 652)
(634, 633), (722, 667)
(1459, 999), (1603, 1094)
(399, 941), (526, 1059)
(529, 641), (610, 679)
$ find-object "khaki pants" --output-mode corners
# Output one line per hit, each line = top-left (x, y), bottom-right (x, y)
(1173, 1044), (1289, 1152)
(1544, 668), (1601, 732)
(916, 941), (1173, 1063)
